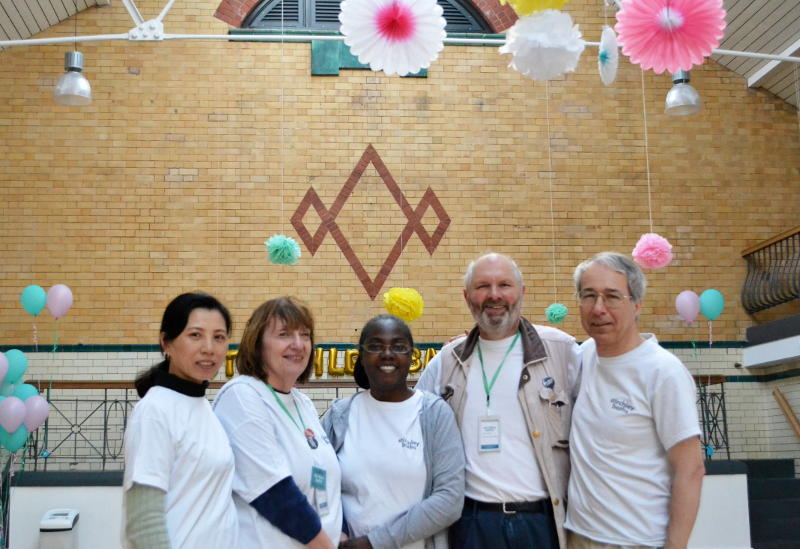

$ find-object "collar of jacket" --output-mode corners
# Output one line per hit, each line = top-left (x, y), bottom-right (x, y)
(452, 316), (548, 366)
(153, 364), (209, 397)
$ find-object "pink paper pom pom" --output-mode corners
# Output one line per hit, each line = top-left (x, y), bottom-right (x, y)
(632, 233), (673, 269)
(615, 0), (726, 74)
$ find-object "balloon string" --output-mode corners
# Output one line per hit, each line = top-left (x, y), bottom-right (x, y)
(52, 330), (59, 354)
(707, 321), (713, 346)
(32, 324), (38, 352)
(640, 70), (654, 233)
(691, 340), (698, 358)
(545, 81), (557, 304)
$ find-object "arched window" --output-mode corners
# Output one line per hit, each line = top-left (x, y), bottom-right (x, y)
(243, 0), (492, 33)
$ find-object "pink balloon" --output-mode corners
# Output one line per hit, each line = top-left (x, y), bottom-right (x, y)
(47, 284), (74, 319)
(0, 396), (26, 432)
(675, 290), (700, 324)
(0, 354), (7, 386)
(24, 395), (50, 432)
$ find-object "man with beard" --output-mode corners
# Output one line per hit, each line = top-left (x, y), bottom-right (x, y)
(417, 252), (580, 549)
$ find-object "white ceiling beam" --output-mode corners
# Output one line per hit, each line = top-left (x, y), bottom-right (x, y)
(120, 0), (144, 26)
(747, 37), (800, 87)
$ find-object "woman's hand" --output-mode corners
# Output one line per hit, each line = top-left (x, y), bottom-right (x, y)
(338, 535), (373, 549)
(306, 530), (336, 549)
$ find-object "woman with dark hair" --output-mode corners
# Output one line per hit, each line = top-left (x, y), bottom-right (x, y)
(213, 296), (342, 549)
(322, 314), (465, 549)
(123, 292), (237, 549)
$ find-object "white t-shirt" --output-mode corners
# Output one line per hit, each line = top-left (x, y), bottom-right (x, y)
(565, 335), (701, 546)
(460, 335), (547, 502)
(213, 376), (343, 549)
(123, 386), (238, 549)
(338, 390), (426, 549)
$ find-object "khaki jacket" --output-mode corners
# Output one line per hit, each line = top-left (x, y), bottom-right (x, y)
(431, 317), (578, 549)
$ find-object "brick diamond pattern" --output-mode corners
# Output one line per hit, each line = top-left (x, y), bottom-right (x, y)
(291, 145), (450, 299)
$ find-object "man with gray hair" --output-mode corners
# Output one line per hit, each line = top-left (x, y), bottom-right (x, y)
(417, 252), (580, 549)
(565, 252), (705, 549)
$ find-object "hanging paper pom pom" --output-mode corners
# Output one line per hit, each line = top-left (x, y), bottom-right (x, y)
(498, 0), (568, 18)
(499, 10), (585, 82)
(545, 303), (568, 324)
(615, 0), (726, 74)
(265, 234), (301, 265)
(339, 0), (446, 77)
(632, 233), (673, 269)
(383, 287), (424, 322)
(598, 25), (619, 86)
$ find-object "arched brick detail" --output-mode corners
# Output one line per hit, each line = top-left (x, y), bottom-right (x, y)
(214, 0), (261, 27)
(468, 0), (517, 32)
(214, 0), (517, 32)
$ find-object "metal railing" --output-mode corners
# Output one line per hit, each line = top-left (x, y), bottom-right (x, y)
(13, 377), (731, 469)
(18, 380), (360, 472)
(741, 225), (800, 314)
(696, 376), (730, 460)
(25, 387), (137, 472)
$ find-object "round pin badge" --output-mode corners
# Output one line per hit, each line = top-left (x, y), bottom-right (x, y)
(305, 428), (319, 450)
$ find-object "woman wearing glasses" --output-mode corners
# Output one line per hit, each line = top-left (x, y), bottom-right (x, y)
(213, 296), (342, 549)
(322, 314), (465, 549)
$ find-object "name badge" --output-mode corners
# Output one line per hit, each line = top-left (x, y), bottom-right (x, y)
(478, 415), (501, 452)
(311, 466), (329, 517)
(311, 466), (326, 490)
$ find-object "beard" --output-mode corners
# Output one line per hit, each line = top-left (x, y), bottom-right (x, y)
(470, 297), (522, 339)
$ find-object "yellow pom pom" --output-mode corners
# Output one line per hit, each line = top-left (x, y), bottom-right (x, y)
(507, 0), (569, 17)
(383, 288), (425, 322)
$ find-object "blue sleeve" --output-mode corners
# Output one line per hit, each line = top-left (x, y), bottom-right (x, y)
(250, 476), (322, 544)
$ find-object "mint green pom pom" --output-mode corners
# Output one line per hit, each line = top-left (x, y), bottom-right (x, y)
(265, 234), (301, 265)
(545, 303), (568, 324)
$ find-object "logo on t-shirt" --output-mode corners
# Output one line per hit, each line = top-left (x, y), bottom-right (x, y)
(610, 397), (634, 414)
(398, 437), (420, 450)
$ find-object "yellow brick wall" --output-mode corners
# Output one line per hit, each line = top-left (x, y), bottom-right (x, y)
(1, 0), (798, 346)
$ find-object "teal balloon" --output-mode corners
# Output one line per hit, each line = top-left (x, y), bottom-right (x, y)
(5, 349), (28, 384)
(4, 425), (28, 452)
(0, 382), (16, 397)
(0, 426), (8, 449)
(13, 383), (38, 401)
(20, 285), (47, 316)
(700, 289), (725, 321)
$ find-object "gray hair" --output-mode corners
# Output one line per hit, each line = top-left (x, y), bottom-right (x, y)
(463, 252), (523, 289)
(573, 252), (647, 303)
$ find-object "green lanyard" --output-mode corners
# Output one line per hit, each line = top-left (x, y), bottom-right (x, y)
(266, 384), (307, 433)
(477, 332), (520, 410)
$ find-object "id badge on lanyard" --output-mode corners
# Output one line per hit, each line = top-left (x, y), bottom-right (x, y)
(311, 466), (329, 516)
(476, 333), (517, 453)
(478, 415), (501, 452)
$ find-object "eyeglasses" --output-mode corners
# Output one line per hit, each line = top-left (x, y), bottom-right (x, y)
(360, 343), (412, 355)
(577, 291), (632, 309)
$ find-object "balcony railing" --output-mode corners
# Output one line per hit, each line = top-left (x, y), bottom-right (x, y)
(9, 376), (730, 471)
(741, 225), (800, 314)
(15, 380), (359, 472)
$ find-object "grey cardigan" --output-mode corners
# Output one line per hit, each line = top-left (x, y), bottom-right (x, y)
(321, 390), (465, 549)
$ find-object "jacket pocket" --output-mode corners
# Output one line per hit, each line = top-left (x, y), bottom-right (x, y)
(539, 386), (570, 448)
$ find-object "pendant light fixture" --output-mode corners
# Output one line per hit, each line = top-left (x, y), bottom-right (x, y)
(665, 70), (701, 116)
(54, 1), (92, 106)
(54, 51), (92, 106)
